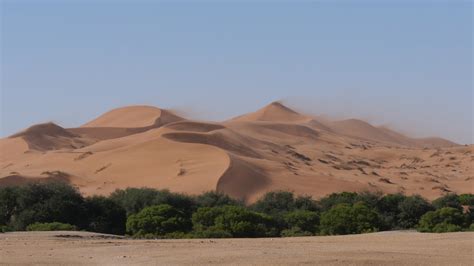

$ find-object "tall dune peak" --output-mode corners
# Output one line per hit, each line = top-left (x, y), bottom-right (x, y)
(232, 101), (309, 122)
(82, 105), (184, 128)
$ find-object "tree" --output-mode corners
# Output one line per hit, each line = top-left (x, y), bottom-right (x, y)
(397, 195), (433, 229)
(376, 193), (407, 230)
(458, 194), (474, 206)
(432, 194), (462, 211)
(192, 205), (277, 238)
(319, 192), (358, 212)
(320, 203), (381, 235)
(84, 196), (127, 235)
(110, 188), (196, 218)
(10, 181), (86, 230)
(194, 191), (242, 208)
(282, 210), (319, 236)
(126, 204), (190, 238)
(0, 186), (19, 225)
(418, 207), (465, 233)
(251, 191), (296, 216)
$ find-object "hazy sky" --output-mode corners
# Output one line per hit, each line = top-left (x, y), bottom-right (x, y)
(1, 1), (472, 144)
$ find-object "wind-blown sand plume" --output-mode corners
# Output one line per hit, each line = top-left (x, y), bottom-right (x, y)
(231, 101), (312, 123)
(0, 102), (471, 202)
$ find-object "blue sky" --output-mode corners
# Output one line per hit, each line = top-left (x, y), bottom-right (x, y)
(1, 1), (472, 143)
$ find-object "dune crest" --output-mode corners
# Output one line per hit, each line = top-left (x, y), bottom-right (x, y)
(0, 102), (470, 202)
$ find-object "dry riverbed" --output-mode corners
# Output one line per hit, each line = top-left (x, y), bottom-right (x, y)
(0, 231), (472, 265)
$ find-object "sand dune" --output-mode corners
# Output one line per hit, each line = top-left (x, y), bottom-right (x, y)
(82, 105), (183, 128)
(0, 102), (471, 201)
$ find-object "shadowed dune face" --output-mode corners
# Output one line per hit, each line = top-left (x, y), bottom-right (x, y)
(0, 102), (470, 202)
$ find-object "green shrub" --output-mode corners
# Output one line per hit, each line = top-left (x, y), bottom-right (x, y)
(320, 203), (381, 235)
(469, 223), (474, 231)
(0, 186), (19, 226)
(418, 207), (465, 233)
(458, 194), (474, 206)
(192, 205), (277, 238)
(84, 196), (127, 235)
(126, 204), (190, 237)
(283, 210), (319, 235)
(251, 191), (297, 216)
(397, 195), (433, 229)
(26, 222), (77, 231)
(110, 188), (196, 218)
(0, 225), (13, 233)
(195, 191), (242, 208)
(280, 227), (313, 237)
(432, 194), (462, 211)
(8, 181), (86, 230)
(376, 193), (407, 230)
(319, 192), (358, 212)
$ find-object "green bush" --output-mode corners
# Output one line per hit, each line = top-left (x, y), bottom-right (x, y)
(432, 194), (462, 211)
(195, 191), (242, 208)
(0, 225), (13, 233)
(192, 205), (277, 238)
(0, 186), (19, 226)
(283, 210), (319, 235)
(458, 194), (474, 206)
(397, 195), (433, 229)
(251, 191), (297, 216)
(84, 196), (127, 235)
(26, 222), (77, 231)
(126, 204), (190, 237)
(111, 188), (196, 218)
(280, 227), (313, 237)
(319, 192), (358, 212)
(7, 181), (86, 230)
(320, 203), (381, 235)
(376, 193), (407, 230)
(418, 207), (466, 233)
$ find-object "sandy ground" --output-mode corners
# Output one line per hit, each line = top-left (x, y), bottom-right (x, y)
(1, 103), (472, 202)
(0, 231), (472, 265)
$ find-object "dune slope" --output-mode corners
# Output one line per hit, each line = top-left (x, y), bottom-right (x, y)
(0, 103), (470, 202)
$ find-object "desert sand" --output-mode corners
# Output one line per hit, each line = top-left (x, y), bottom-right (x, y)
(0, 231), (472, 265)
(0, 102), (472, 202)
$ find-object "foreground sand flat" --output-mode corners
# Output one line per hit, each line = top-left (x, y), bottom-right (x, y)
(0, 231), (472, 265)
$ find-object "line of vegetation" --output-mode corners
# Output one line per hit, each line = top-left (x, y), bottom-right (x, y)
(0, 181), (472, 237)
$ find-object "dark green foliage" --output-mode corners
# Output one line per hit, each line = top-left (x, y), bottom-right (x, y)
(320, 203), (381, 235)
(376, 193), (407, 229)
(251, 191), (319, 231)
(7, 181), (86, 230)
(194, 191), (242, 208)
(84, 196), (127, 235)
(2, 181), (473, 238)
(251, 191), (297, 216)
(110, 188), (196, 218)
(26, 222), (77, 231)
(397, 195), (433, 229)
(283, 210), (319, 236)
(418, 207), (465, 233)
(458, 194), (474, 206)
(192, 205), (277, 238)
(0, 186), (19, 226)
(126, 204), (190, 237)
(432, 194), (463, 211)
(319, 192), (358, 212)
